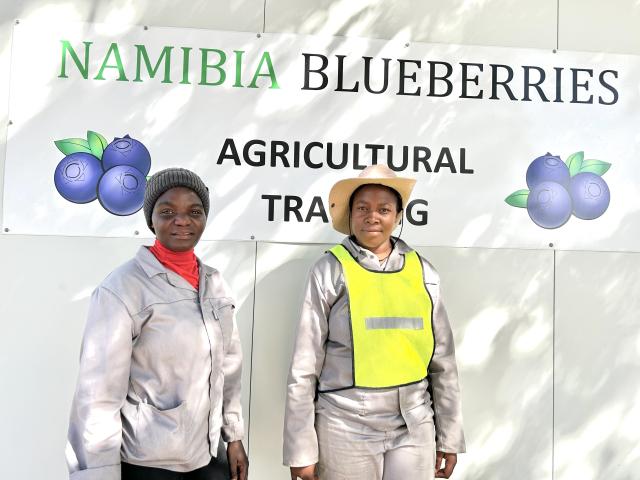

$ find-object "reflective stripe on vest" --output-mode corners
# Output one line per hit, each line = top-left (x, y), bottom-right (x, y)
(329, 244), (435, 389)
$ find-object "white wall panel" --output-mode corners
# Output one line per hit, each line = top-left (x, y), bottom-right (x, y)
(0, 235), (255, 479)
(555, 250), (640, 480)
(249, 242), (330, 479)
(560, 0), (640, 55)
(265, 0), (557, 49)
(1, 0), (263, 33)
(417, 246), (554, 480)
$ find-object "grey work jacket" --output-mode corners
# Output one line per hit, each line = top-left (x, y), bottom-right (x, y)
(283, 237), (466, 467)
(66, 247), (244, 479)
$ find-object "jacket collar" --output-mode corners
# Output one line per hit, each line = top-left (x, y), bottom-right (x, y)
(198, 261), (216, 278)
(341, 235), (413, 258)
(135, 246), (214, 291)
(136, 246), (167, 278)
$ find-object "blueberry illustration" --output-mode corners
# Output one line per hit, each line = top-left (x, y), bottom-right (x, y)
(54, 152), (103, 203)
(569, 172), (610, 220)
(97, 165), (146, 216)
(527, 181), (573, 229)
(102, 134), (151, 176)
(526, 153), (570, 189)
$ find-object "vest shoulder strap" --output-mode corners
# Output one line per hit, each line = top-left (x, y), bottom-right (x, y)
(329, 244), (353, 263)
(330, 244), (424, 274)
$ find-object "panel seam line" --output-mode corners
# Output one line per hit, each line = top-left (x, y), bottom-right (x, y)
(247, 240), (258, 453)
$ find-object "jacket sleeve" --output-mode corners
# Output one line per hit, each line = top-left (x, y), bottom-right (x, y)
(220, 295), (245, 443)
(66, 286), (133, 480)
(428, 277), (467, 454)
(282, 267), (330, 467)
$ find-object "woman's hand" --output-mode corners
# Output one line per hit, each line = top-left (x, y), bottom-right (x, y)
(435, 451), (457, 478)
(290, 464), (318, 480)
(227, 440), (249, 480)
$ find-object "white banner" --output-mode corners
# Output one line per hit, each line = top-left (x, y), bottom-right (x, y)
(4, 21), (640, 251)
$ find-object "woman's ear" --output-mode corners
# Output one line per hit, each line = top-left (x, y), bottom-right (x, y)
(395, 211), (403, 227)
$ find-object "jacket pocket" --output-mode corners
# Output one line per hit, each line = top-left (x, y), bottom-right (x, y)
(121, 400), (191, 465)
(211, 298), (235, 351)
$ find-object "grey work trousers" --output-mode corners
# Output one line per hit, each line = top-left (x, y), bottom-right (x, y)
(316, 411), (436, 480)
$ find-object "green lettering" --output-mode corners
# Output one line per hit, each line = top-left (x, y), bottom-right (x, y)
(94, 43), (128, 81)
(59, 40), (92, 79)
(134, 45), (173, 83)
(248, 52), (279, 89)
(199, 48), (226, 86)
(233, 50), (244, 88)
(181, 47), (192, 84)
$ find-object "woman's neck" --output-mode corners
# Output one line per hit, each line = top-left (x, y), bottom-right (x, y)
(149, 239), (199, 290)
(152, 239), (195, 258)
(351, 236), (393, 260)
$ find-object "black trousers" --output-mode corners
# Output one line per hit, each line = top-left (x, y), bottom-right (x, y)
(122, 441), (230, 480)
(122, 457), (231, 480)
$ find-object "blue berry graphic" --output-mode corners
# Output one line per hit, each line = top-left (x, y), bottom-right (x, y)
(526, 153), (570, 189)
(102, 134), (151, 176)
(569, 172), (610, 220)
(54, 152), (103, 203)
(506, 150), (613, 229)
(97, 165), (146, 216)
(527, 181), (573, 229)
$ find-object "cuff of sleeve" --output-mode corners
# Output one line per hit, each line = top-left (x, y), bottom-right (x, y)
(434, 414), (466, 454)
(221, 419), (245, 443)
(435, 438), (466, 454)
(70, 464), (121, 480)
(283, 455), (319, 468)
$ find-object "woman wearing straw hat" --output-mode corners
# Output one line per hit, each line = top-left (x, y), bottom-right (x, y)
(283, 165), (465, 480)
(66, 168), (248, 480)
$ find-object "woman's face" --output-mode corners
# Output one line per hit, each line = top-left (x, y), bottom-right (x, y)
(151, 187), (207, 251)
(350, 184), (400, 251)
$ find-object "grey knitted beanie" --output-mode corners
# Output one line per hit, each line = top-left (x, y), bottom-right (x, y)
(143, 168), (210, 232)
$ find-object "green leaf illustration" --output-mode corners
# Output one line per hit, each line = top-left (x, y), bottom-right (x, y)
(565, 151), (584, 176)
(580, 159), (611, 176)
(87, 131), (108, 160)
(505, 189), (529, 208)
(54, 138), (92, 155)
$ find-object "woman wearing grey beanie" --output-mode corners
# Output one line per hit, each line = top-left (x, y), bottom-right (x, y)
(66, 168), (248, 480)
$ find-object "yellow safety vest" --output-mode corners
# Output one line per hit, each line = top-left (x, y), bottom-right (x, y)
(329, 245), (435, 389)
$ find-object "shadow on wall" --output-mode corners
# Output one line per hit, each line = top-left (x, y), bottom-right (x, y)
(1, 0), (262, 33)
(263, 0), (557, 48)
(425, 246), (554, 480)
(555, 249), (640, 480)
(248, 243), (331, 479)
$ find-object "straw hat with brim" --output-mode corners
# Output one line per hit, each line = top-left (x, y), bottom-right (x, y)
(329, 165), (417, 235)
